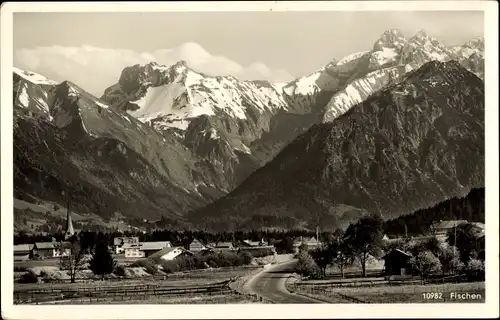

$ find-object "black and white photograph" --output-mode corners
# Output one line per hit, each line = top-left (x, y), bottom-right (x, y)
(1, 1), (498, 319)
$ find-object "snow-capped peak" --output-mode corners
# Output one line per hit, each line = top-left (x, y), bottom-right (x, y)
(408, 29), (441, 47)
(463, 37), (484, 50)
(13, 67), (58, 86)
(373, 29), (408, 51)
(104, 60), (288, 132)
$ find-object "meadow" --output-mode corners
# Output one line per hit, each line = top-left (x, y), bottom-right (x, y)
(292, 281), (485, 303)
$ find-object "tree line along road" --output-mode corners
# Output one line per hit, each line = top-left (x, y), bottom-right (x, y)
(245, 260), (323, 303)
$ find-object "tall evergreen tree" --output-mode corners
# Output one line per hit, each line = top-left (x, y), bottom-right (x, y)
(89, 241), (116, 280)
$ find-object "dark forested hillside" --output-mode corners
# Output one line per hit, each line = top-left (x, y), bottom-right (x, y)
(383, 187), (485, 237)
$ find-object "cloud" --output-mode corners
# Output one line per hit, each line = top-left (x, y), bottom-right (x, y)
(14, 43), (294, 96)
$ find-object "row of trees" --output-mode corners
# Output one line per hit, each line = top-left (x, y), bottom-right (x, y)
(297, 215), (384, 279)
(14, 228), (324, 250)
(295, 215), (485, 282)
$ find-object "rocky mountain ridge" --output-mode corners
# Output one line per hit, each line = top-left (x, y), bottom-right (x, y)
(13, 29), (484, 229)
(188, 60), (485, 231)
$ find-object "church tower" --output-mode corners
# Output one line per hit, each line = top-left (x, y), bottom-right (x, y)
(65, 197), (75, 239)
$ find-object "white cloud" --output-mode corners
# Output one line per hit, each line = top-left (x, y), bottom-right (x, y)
(14, 43), (294, 96)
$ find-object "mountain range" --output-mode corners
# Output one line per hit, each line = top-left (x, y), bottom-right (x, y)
(12, 29), (485, 231)
(189, 60), (484, 231)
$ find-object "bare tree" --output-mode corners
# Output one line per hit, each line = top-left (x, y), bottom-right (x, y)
(59, 241), (86, 283)
(329, 239), (355, 279)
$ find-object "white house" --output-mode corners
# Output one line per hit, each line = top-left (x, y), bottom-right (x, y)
(53, 242), (72, 258)
(124, 243), (145, 258)
(292, 237), (322, 252)
(114, 237), (139, 254)
(33, 241), (72, 258)
(430, 220), (468, 241)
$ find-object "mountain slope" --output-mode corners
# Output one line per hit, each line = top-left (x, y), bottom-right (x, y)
(189, 60), (484, 231)
(13, 68), (213, 223)
(257, 30), (484, 160)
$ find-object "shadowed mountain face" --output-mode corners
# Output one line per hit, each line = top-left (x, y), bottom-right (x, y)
(13, 69), (208, 223)
(189, 61), (484, 232)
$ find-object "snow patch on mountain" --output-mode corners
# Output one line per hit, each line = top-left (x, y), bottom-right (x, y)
(337, 51), (369, 66)
(323, 67), (404, 122)
(106, 62), (288, 131)
(272, 82), (287, 92)
(18, 84), (30, 108)
(95, 100), (109, 109)
(370, 47), (398, 67)
(288, 71), (322, 96)
(14, 67), (58, 85)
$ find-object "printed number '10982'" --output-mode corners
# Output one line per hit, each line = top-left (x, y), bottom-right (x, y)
(422, 293), (443, 300)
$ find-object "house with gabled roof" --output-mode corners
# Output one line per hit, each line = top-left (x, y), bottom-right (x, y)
(124, 243), (144, 258)
(149, 247), (194, 261)
(430, 220), (468, 241)
(114, 237), (139, 254)
(292, 236), (322, 253)
(14, 244), (34, 261)
(53, 241), (72, 257)
(382, 249), (413, 276)
(242, 239), (266, 247)
(32, 241), (72, 258)
(189, 239), (207, 252)
(140, 241), (172, 257)
(213, 241), (235, 253)
(33, 242), (56, 258)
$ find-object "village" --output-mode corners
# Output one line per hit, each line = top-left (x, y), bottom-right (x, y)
(13, 203), (486, 305)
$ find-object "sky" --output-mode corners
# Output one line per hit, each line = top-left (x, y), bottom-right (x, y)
(14, 11), (484, 96)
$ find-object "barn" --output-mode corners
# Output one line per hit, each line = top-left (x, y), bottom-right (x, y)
(382, 249), (413, 276)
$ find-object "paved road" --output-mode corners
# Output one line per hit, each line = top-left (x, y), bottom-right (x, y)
(246, 260), (323, 303)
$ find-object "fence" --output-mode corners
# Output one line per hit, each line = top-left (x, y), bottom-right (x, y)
(14, 279), (235, 304)
(15, 265), (261, 284)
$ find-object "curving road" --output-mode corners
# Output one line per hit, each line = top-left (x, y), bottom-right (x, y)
(245, 260), (323, 303)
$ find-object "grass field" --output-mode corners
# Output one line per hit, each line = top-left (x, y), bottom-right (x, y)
(15, 267), (258, 291)
(294, 281), (485, 303)
(14, 254), (140, 270)
(15, 266), (266, 305)
(35, 292), (268, 304)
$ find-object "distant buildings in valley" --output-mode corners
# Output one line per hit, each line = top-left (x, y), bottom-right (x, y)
(113, 237), (139, 254)
(13, 205), (76, 260)
(384, 219), (485, 243)
(429, 220), (469, 241)
(13, 244), (34, 261)
(113, 238), (172, 258)
(14, 241), (72, 260)
(381, 220), (485, 277)
(292, 236), (322, 253)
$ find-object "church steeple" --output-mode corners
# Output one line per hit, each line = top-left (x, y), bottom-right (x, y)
(65, 196), (75, 239)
